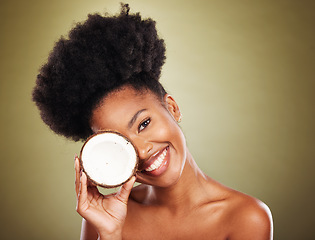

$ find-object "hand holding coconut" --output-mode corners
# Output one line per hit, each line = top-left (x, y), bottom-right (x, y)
(75, 157), (135, 239)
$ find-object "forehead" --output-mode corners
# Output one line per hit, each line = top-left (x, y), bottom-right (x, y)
(90, 86), (162, 131)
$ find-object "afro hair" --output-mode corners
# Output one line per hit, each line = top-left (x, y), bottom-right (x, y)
(32, 4), (166, 141)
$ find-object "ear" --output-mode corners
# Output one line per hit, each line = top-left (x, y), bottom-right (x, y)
(164, 94), (181, 122)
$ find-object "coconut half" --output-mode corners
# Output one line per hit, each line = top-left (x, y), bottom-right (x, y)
(80, 131), (138, 188)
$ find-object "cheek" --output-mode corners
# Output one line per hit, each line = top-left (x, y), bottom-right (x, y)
(156, 115), (185, 148)
(154, 121), (172, 139)
(153, 114), (176, 137)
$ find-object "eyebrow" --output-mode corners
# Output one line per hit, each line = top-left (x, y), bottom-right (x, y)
(128, 109), (147, 129)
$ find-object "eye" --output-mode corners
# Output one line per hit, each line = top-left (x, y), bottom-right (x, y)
(138, 118), (151, 132)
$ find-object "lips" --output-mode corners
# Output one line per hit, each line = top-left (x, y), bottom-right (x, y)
(141, 146), (169, 173)
(145, 147), (168, 172)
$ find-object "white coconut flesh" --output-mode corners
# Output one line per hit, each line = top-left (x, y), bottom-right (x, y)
(80, 132), (138, 188)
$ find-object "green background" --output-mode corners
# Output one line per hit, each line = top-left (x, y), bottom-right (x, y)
(1, 0), (314, 239)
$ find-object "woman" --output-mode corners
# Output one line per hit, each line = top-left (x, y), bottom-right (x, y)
(33, 4), (273, 240)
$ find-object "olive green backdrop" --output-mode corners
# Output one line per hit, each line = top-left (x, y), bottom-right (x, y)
(0, 0), (314, 239)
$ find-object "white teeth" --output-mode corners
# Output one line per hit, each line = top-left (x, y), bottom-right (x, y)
(145, 148), (167, 172)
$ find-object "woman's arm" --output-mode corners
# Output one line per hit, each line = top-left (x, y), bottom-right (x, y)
(80, 219), (98, 240)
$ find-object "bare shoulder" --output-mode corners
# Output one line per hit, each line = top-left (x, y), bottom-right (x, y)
(226, 190), (273, 240)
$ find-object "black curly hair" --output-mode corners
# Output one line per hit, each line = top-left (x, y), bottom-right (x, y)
(32, 4), (166, 141)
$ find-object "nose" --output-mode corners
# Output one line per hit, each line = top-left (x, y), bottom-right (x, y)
(132, 136), (153, 160)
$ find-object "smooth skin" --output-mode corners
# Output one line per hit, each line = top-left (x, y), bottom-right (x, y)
(75, 86), (273, 240)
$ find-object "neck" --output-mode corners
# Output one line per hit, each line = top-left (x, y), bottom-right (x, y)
(148, 149), (210, 214)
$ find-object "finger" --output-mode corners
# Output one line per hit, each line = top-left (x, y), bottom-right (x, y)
(77, 165), (100, 199)
(77, 171), (89, 212)
(115, 176), (136, 204)
(74, 156), (81, 197)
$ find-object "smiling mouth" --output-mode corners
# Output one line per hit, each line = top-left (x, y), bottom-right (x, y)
(144, 147), (168, 172)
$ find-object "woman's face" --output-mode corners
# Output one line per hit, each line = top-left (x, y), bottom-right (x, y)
(90, 86), (186, 187)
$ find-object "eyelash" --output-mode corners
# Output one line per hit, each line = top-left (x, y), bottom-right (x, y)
(138, 118), (151, 132)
